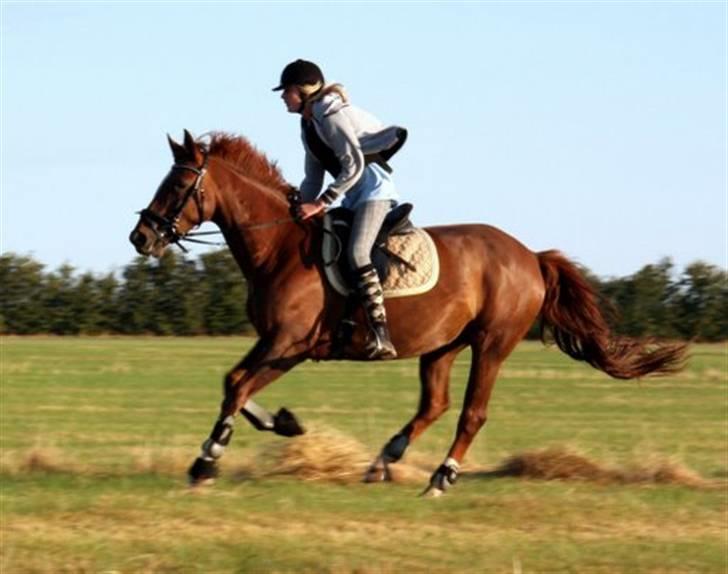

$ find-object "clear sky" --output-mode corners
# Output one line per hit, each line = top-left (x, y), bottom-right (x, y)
(1, 1), (725, 278)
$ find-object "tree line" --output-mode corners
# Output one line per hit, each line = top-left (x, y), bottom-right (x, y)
(1, 251), (725, 341)
(0, 251), (249, 336)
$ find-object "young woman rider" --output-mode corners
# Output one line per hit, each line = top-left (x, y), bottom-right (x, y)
(273, 59), (407, 360)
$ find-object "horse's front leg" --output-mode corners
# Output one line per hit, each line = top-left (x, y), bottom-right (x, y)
(188, 337), (307, 486)
(239, 399), (305, 437)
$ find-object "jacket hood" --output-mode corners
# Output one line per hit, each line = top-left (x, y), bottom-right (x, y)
(306, 84), (349, 120)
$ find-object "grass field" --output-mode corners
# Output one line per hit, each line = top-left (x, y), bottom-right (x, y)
(0, 337), (726, 574)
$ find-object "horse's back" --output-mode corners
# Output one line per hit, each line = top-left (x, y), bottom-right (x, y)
(424, 222), (542, 283)
(389, 222), (546, 349)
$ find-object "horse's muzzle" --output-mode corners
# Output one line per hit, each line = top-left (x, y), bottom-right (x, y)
(129, 224), (164, 257)
(129, 228), (147, 252)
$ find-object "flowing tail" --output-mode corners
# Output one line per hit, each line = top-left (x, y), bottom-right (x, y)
(537, 250), (687, 379)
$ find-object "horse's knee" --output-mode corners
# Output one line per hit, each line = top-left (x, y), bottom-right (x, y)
(424, 398), (450, 423)
(460, 408), (487, 436)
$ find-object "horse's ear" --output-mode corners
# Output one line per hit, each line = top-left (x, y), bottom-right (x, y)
(183, 129), (204, 164)
(167, 133), (187, 163)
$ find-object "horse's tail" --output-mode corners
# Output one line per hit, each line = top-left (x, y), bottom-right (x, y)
(537, 250), (687, 379)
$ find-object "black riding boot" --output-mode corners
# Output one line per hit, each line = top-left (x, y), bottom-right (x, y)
(355, 265), (397, 360)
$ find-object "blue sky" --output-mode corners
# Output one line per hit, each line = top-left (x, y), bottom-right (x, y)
(1, 1), (725, 278)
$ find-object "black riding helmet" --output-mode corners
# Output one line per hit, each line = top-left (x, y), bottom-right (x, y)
(272, 59), (325, 91)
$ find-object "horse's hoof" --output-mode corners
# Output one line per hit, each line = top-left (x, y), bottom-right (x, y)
(363, 466), (391, 483)
(188, 457), (219, 485)
(188, 477), (216, 489)
(273, 408), (305, 437)
(363, 457), (391, 483)
(420, 485), (445, 498)
(420, 460), (459, 497)
(362, 470), (385, 483)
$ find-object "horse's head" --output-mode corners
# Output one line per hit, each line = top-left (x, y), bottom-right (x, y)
(130, 130), (213, 257)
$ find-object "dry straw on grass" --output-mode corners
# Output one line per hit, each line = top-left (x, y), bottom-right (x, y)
(130, 446), (192, 476)
(256, 426), (372, 483)
(0, 446), (79, 476)
(250, 426), (430, 484)
(488, 446), (711, 488)
(2, 431), (715, 490)
(249, 429), (713, 489)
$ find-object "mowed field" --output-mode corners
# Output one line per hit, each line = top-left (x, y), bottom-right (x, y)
(0, 337), (725, 574)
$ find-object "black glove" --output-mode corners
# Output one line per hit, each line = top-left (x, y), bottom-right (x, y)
(287, 186), (303, 220)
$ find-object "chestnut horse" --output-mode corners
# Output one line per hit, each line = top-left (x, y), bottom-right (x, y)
(130, 130), (686, 496)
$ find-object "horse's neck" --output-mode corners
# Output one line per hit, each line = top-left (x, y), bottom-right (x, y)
(209, 159), (298, 280)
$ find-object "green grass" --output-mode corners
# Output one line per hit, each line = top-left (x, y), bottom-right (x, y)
(1, 337), (726, 573)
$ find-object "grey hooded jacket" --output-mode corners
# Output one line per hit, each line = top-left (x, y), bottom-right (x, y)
(299, 91), (405, 204)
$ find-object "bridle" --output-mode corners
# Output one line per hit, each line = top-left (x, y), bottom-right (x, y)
(138, 154), (214, 252)
(137, 152), (300, 252)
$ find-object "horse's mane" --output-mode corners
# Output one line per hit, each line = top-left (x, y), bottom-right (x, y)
(203, 132), (288, 193)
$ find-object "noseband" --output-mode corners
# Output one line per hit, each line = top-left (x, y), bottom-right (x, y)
(138, 155), (211, 252)
(138, 154), (302, 253)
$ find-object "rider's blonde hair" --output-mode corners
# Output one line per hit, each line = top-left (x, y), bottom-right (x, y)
(302, 83), (349, 119)
(298, 81), (323, 98)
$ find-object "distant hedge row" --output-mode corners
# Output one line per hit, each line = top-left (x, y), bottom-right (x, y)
(1, 251), (726, 340)
(1, 251), (249, 336)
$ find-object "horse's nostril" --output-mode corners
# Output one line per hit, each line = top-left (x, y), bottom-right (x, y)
(130, 230), (146, 248)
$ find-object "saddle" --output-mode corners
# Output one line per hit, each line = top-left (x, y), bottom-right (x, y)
(324, 203), (414, 285)
(321, 203), (440, 298)
(319, 203), (440, 358)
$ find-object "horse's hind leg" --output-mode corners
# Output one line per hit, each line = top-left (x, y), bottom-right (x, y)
(423, 331), (516, 497)
(364, 341), (465, 482)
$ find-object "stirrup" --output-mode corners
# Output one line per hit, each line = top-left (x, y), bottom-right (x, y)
(366, 323), (397, 360)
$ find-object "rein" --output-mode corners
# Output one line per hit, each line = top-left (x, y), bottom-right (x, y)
(138, 153), (297, 252)
(181, 216), (296, 248)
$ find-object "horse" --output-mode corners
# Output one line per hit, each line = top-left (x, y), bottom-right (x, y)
(129, 129), (687, 496)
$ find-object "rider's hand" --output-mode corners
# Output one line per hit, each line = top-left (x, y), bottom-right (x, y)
(298, 200), (326, 221)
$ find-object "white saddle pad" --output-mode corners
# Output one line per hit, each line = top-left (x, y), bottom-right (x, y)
(322, 215), (440, 299)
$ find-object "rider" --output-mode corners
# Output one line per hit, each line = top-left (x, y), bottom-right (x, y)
(273, 59), (407, 360)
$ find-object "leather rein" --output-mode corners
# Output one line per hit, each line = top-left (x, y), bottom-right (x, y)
(137, 153), (297, 252)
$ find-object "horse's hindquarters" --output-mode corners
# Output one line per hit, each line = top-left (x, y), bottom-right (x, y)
(384, 224), (545, 358)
